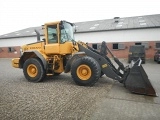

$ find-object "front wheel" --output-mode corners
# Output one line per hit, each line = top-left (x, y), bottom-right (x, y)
(23, 58), (45, 82)
(71, 56), (101, 86)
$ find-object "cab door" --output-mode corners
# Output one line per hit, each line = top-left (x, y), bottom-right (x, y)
(44, 24), (60, 55)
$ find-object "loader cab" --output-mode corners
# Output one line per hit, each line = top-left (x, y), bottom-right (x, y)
(44, 21), (75, 55)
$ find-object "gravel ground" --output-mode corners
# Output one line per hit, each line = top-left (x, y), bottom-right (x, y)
(0, 58), (160, 120)
(0, 58), (113, 120)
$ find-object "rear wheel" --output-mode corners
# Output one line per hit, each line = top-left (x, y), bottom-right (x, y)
(23, 58), (45, 82)
(71, 56), (101, 86)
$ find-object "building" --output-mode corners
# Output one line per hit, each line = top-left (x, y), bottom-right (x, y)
(0, 14), (160, 58)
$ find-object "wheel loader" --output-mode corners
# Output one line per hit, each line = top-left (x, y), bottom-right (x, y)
(12, 20), (156, 96)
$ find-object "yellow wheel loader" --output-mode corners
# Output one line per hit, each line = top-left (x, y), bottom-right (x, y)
(12, 20), (156, 96)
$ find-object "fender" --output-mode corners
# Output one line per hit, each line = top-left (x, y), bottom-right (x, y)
(19, 50), (47, 69)
(64, 52), (86, 73)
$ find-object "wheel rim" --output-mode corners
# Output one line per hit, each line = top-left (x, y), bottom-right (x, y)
(27, 64), (38, 77)
(77, 64), (91, 80)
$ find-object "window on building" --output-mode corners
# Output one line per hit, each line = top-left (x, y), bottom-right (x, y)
(112, 43), (125, 50)
(92, 44), (101, 50)
(8, 47), (15, 53)
(135, 42), (149, 49)
(155, 42), (160, 49)
(113, 43), (118, 49)
(92, 44), (98, 49)
(142, 42), (149, 49)
(135, 42), (142, 45)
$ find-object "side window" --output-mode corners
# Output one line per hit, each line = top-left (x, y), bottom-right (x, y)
(47, 25), (57, 43)
(60, 29), (68, 43)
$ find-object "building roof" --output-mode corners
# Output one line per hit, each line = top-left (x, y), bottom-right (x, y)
(0, 14), (160, 39)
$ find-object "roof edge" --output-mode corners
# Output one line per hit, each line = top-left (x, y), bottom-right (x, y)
(75, 26), (160, 33)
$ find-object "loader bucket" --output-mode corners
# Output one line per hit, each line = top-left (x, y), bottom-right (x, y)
(125, 61), (157, 96)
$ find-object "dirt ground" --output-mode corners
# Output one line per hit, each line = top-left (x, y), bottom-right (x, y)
(0, 58), (160, 120)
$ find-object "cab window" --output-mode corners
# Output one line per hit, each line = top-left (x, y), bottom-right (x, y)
(47, 25), (57, 43)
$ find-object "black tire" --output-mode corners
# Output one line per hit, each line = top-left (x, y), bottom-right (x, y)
(71, 56), (101, 86)
(23, 58), (45, 82)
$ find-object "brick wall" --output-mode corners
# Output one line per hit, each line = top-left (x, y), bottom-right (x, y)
(89, 41), (158, 59)
(0, 46), (21, 58)
(0, 41), (158, 58)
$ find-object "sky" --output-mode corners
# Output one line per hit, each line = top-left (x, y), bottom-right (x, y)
(0, 0), (159, 35)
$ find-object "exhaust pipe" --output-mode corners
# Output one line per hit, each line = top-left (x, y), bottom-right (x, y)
(34, 29), (40, 42)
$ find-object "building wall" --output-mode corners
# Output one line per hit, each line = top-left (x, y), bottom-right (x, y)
(0, 41), (158, 59)
(75, 28), (160, 59)
(0, 37), (38, 58)
(0, 28), (160, 58)
(0, 36), (37, 47)
(101, 41), (158, 59)
(0, 46), (20, 58)
(75, 28), (160, 43)
(0, 36), (39, 58)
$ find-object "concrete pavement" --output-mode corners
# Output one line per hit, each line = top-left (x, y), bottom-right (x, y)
(0, 58), (160, 120)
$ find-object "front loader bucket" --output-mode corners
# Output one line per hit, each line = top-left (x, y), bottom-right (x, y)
(125, 63), (157, 96)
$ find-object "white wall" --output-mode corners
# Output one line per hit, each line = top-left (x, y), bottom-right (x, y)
(0, 36), (37, 47)
(74, 28), (160, 43)
(1, 28), (160, 47)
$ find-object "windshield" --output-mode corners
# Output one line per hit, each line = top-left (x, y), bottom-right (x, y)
(60, 22), (75, 43)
